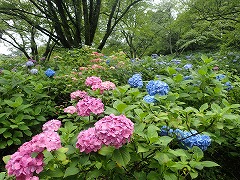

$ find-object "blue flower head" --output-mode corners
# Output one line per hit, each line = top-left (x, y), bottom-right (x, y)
(216, 74), (226, 81)
(30, 68), (38, 74)
(171, 59), (181, 65)
(184, 75), (192, 80)
(175, 68), (182, 71)
(183, 64), (192, 69)
(26, 61), (34, 67)
(45, 68), (55, 77)
(160, 126), (174, 136)
(143, 95), (156, 103)
(146, 80), (170, 96)
(225, 81), (233, 91)
(151, 54), (159, 59)
(128, 74), (143, 88)
(106, 59), (110, 65)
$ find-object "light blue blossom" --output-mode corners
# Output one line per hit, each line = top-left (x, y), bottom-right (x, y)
(175, 68), (182, 71)
(106, 59), (110, 65)
(45, 68), (55, 77)
(143, 95), (156, 103)
(30, 68), (38, 74)
(184, 76), (192, 80)
(151, 54), (159, 59)
(225, 81), (233, 91)
(216, 74), (226, 81)
(128, 74), (143, 88)
(146, 80), (170, 96)
(26, 61), (34, 67)
(183, 64), (192, 69)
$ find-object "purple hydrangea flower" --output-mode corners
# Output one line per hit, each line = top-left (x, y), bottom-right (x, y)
(30, 68), (38, 74)
(26, 61), (34, 67)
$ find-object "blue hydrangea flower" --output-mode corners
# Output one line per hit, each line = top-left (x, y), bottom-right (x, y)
(143, 95), (156, 103)
(225, 82), (233, 91)
(106, 59), (110, 65)
(175, 68), (182, 71)
(216, 74), (226, 81)
(232, 59), (237, 63)
(183, 64), (192, 69)
(151, 54), (159, 59)
(184, 76), (192, 80)
(171, 59), (181, 64)
(30, 68), (38, 74)
(128, 74), (143, 88)
(26, 61), (34, 67)
(160, 127), (211, 151)
(45, 68), (55, 77)
(146, 80), (170, 96)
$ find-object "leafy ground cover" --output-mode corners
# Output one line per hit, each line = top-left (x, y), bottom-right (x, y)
(0, 48), (240, 180)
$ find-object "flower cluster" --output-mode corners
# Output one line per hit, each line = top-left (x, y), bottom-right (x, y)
(76, 96), (104, 116)
(76, 114), (134, 153)
(146, 80), (170, 96)
(85, 76), (116, 94)
(26, 61), (34, 67)
(128, 74), (143, 88)
(143, 95), (156, 103)
(160, 126), (211, 151)
(216, 74), (226, 81)
(45, 68), (55, 77)
(183, 75), (192, 80)
(225, 81), (233, 91)
(183, 64), (192, 69)
(64, 106), (77, 114)
(70, 90), (88, 100)
(6, 120), (62, 180)
(30, 69), (38, 75)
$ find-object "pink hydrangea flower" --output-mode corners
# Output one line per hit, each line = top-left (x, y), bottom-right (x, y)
(85, 76), (102, 86)
(64, 106), (77, 114)
(70, 90), (88, 100)
(76, 96), (104, 116)
(6, 151), (43, 180)
(31, 131), (62, 151)
(94, 114), (134, 148)
(91, 81), (116, 94)
(76, 127), (102, 153)
(42, 119), (61, 132)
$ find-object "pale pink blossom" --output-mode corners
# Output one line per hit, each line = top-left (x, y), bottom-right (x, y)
(90, 58), (102, 63)
(79, 67), (88, 71)
(91, 81), (116, 94)
(76, 96), (104, 116)
(85, 76), (102, 86)
(42, 119), (61, 132)
(94, 114), (134, 148)
(64, 106), (77, 114)
(76, 127), (102, 153)
(70, 90), (88, 100)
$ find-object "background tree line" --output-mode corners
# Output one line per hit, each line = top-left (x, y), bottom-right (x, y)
(0, 0), (239, 59)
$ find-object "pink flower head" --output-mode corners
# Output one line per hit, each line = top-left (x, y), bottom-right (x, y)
(91, 52), (104, 57)
(213, 66), (219, 71)
(91, 64), (104, 70)
(76, 96), (104, 116)
(42, 119), (61, 132)
(31, 131), (62, 151)
(76, 127), (102, 153)
(79, 67), (88, 71)
(64, 106), (77, 114)
(6, 151), (43, 180)
(94, 114), (134, 148)
(85, 76), (102, 87)
(70, 90), (88, 100)
(92, 81), (116, 94)
(90, 58), (102, 63)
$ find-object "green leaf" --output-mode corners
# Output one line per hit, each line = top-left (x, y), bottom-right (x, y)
(112, 147), (130, 167)
(14, 96), (23, 107)
(201, 161), (220, 167)
(174, 74), (183, 82)
(147, 171), (160, 180)
(64, 166), (80, 178)
(199, 103), (208, 112)
(169, 149), (187, 157)
(54, 150), (67, 161)
(223, 114), (238, 120)
(113, 100), (128, 113)
(190, 171), (198, 179)
(98, 146), (115, 156)
(46, 168), (64, 177)
(7, 140), (13, 146)
(198, 66), (208, 75)
(147, 124), (159, 143)
(34, 106), (42, 115)
(0, 128), (7, 134)
(164, 173), (178, 180)
(167, 67), (177, 75)
(137, 145), (149, 153)
(192, 146), (203, 161)
(19, 125), (29, 130)
(104, 106), (119, 115)
(155, 136), (173, 146)
(2, 155), (11, 164)
(3, 131), (12, 138)
(0, 172), (6, 180)
(43, 150), (54, 164)
(154, 152), (170, 164)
